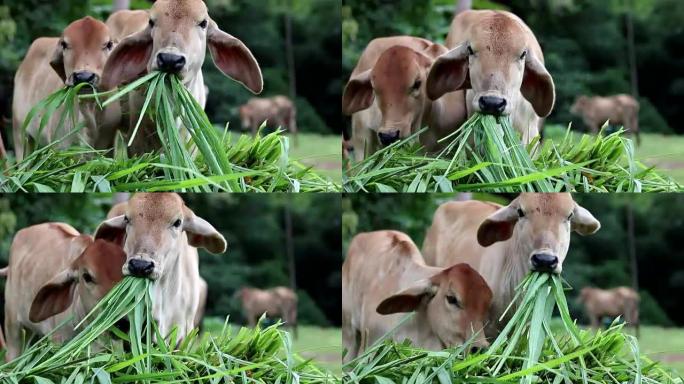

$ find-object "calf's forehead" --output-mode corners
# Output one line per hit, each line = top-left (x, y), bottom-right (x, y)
(444, 264), (491, 311)
(151, 0), (208, 22)
(518, 193), (574, 214)
(471, 14), (526, 54)
(64, 17), (109, 45)
(372, 47), (420, 88)
(128, 193), (185, 222)
(77, 240), (126, 280)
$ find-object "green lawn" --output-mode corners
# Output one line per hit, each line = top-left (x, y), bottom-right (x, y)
(202, 318), (342, 376)
(230, 131), (342, 184)
(633, 326), (684, 375)
(545, 126), (684, 184)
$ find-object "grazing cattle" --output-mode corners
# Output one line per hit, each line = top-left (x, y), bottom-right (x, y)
(239, 96), (298, 140)
(2, 223), (126, 361)
(95, 193), (226, 341)
(578, 286), (640, 336)
(236, 286), (299, 336)
(342, 36), (467, 160)
(427, 10), (555, 146)
(342, 230), (492, 362)
(102, 1), (263, 155)
(12, 17), (122, 160)
(571, 94), (640, 145)
(422, 194), (600, 338)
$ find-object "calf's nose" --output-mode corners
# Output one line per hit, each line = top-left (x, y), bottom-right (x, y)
(531, 253), (558, 272)
(378, 131), (400, 146)
(72, 71), (98, 85)
(128, 259), (155, 277)
(157, 53), (186, 73)
(478, 96), (507, 115)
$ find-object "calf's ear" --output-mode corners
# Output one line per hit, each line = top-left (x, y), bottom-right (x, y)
(521, 51), (555, 117)
(50, 41), (67, 82)
(342, 70), (373, 115)
(477, 205), (519, 247)
(571, 203), (600, 235)
(101, 27), (153, 90)
(29, 269), (78, 322)
(94, 215), (127, 244)
(183, 206), (227, 254)
(207, 19), (263, 95)
(426, 43), (470, 101)
(376, 279), (437, 314)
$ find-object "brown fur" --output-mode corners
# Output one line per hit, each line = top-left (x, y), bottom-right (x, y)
(239, 96), (298, 140)
(3, 224), (125, 361)
(578, 286), (640, 336)
(342, 230), (491, 362)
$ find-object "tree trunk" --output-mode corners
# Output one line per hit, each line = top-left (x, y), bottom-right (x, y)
(112, 0), (130, 11)
(626, 202), (640, 338)
(625, 0), (639, 98)
(284, 197), (296, 291)
(455, 0), (472, 14)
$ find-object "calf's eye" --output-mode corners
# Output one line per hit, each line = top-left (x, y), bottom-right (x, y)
(60, 41), (68, 50)
(467, 45), (474, 55)
(83, 272), (94, 284)
(446, 295), (461, 308)
(410, 79), (421, 92)
(149, 19), (155, 28)
(517, 208), (525, 218)
(105, 41), (114, 50)
(199, 19), (208, 29)
(567, 212), (574, 221)
(520, 50), (527, 60)
(173, 219), (182, 228)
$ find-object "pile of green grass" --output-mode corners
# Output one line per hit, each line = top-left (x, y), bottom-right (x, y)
(344, 272), (682, 383)
(343, 114), (681, 192)
(0, 276), (338, 383)
(2, 72), (339, 192)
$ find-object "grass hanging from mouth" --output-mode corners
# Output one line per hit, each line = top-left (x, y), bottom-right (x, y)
(343, 272), (681, 383)
(0, 276), (338, 383)
(343, 114), (681, 193)
(1, 72), (339, 192)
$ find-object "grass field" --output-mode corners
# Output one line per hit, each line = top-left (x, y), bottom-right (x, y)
(626, 326), (684, 375)
(545, 126), (684, 184)
(203, 318), (342, 375)
(231, 131), (342, 184)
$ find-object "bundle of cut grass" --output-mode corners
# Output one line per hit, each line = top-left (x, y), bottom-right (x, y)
(3, 72), (339, 192)
(343, 272), (682, 383)
(0, 276), (337, 383)
(343, 114), (681, 193)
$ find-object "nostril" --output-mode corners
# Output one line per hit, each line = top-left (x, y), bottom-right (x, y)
(531, 253), (558, 272)
(478, 96), (507, 115)
(157, 53), (186, 73)
(378, 131), (400, 146)
(469, 346), (483, 354)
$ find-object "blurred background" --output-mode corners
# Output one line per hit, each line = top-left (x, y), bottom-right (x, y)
(0, 0), (342, 182)
(344, 193), (684, 373)
(0, 193), (342, 373)
(342, 0), (684, 182)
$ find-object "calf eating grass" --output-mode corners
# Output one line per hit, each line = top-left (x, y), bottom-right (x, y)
(12, 16), (121, 160)
(102, 0), (263, 154)
(343, 36), (467, 160)
(2, 223), (126, 361)
(342, 230), (492, 362)
(571, 94), (640, 145)
(422, 193), (600, 338)
(95, 193), (226, 341)
(579, 286), (640, 336)
(427, 10), (555, 146)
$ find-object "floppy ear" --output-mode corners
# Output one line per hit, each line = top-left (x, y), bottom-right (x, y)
(94, 215), (127, 245)
(101, 27), (153, 90)
(342, 70), (373, 115)
(376, 278), (437, 315)
(50, 41), (67, 82)
(571, 203), (600, 235)
(477, 205), (519, 247)
(29, 269), (78, 322)
(426, 43), (470, 101)
(207, 19), (263, 94)
(521, 51), (555, 117)
(182, 206), (227, 254)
